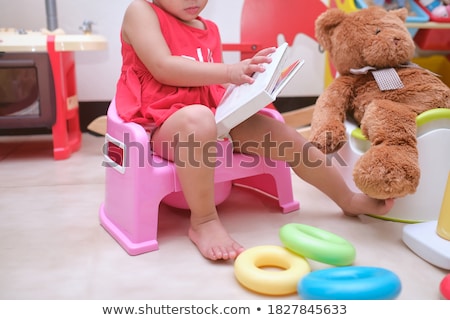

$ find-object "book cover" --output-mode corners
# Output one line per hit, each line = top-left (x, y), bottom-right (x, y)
(215, 42), (305, 138)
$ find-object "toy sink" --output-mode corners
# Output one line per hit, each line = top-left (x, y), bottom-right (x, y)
(336, 108), (450, 223)
(0, 28), (107, 52)
(354, 0), (430, 36)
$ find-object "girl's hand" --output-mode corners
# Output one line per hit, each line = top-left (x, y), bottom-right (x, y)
(226, 47), (277, 85)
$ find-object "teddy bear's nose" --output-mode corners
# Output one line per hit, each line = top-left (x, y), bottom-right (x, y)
(393, 38), (400, 45)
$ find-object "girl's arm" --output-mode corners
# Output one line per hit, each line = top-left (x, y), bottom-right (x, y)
(121, 0), (275, 87)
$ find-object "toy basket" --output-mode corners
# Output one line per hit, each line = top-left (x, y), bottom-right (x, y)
(354, 0), (430, 36)
(414, 1), (450, 50)
(414, 29), (450, 51)
(414, 0), (450, 22)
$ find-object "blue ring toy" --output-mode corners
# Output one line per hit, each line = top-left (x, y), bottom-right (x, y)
(298, 266), (402, 300)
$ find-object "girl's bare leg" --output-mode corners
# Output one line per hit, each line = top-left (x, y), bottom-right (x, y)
(151, 105), (244, 260)
(230, 113), (395, 216)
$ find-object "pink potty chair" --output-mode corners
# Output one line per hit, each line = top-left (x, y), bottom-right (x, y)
(99, 98), (299, 255)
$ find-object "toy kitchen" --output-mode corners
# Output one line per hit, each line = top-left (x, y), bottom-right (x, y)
(0, 0), (107, 160)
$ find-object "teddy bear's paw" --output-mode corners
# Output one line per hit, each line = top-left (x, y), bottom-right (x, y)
(352, 145), (420, 199)
(309, 125), (346, 154)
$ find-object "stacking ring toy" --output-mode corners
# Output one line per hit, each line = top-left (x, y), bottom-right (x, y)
(440, 274), (450, 300)
(298, 266), (402, 300)
(279, 223), (356, 266)
(234, 245), (310, 295)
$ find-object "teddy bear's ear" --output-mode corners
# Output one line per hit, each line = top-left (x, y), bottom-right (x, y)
(390, 7), (408, 22)
(314, 8), (347, 51)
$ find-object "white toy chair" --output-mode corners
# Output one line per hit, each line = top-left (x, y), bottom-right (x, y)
(99, 98), (299, 255)
(336, 108), (450, 223)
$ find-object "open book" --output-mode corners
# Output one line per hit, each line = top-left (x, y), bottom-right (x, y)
(215, 42), (305, 138)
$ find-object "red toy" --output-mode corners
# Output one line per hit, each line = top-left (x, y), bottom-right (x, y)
(440, 274), (450, 299)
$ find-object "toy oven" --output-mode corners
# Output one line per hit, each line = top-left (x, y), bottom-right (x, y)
(0, 52), (56, 129)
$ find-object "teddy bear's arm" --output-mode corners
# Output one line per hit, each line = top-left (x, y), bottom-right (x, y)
(309, 76), (353, 154)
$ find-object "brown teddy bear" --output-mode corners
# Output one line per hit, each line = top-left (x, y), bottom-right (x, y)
(309, 6), (450, 199)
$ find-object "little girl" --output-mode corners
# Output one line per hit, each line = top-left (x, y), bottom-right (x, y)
(116, 0), (394, 261)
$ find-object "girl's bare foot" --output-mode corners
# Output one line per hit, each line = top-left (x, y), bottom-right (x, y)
(188, 219), (244, 261)
(342, 193), (395, 217)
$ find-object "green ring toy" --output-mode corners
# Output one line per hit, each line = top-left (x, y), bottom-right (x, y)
(279, 223), (356, 266)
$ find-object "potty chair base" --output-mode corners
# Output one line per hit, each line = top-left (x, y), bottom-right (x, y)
(403, 221), (450, 270)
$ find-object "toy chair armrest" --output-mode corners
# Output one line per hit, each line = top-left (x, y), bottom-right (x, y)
(104, 117), (157, 174)
(113, 120), (150, 146)
(107, 100), (150, 145)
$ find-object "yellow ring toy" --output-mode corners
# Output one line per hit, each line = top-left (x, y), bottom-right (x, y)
(279, 223), (356, 266)
(234, 245), (310, 296)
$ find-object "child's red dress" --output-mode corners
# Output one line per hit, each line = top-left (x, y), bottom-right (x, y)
(116, 2), (226, 127)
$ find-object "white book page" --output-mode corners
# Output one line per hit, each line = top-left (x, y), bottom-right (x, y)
(215, 81), (266, 122)
(215, 42), (289, 122)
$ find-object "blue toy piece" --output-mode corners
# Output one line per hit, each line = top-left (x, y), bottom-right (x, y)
(419, 0), (444, 11)
(298, 266), (402, 300)
(370, 0), (407, 8)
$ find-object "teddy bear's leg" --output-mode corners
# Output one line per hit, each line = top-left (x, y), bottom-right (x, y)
(353, 99), (420, 199)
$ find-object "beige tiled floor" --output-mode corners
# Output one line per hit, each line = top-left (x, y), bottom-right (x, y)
(0, 133), (447, 300)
